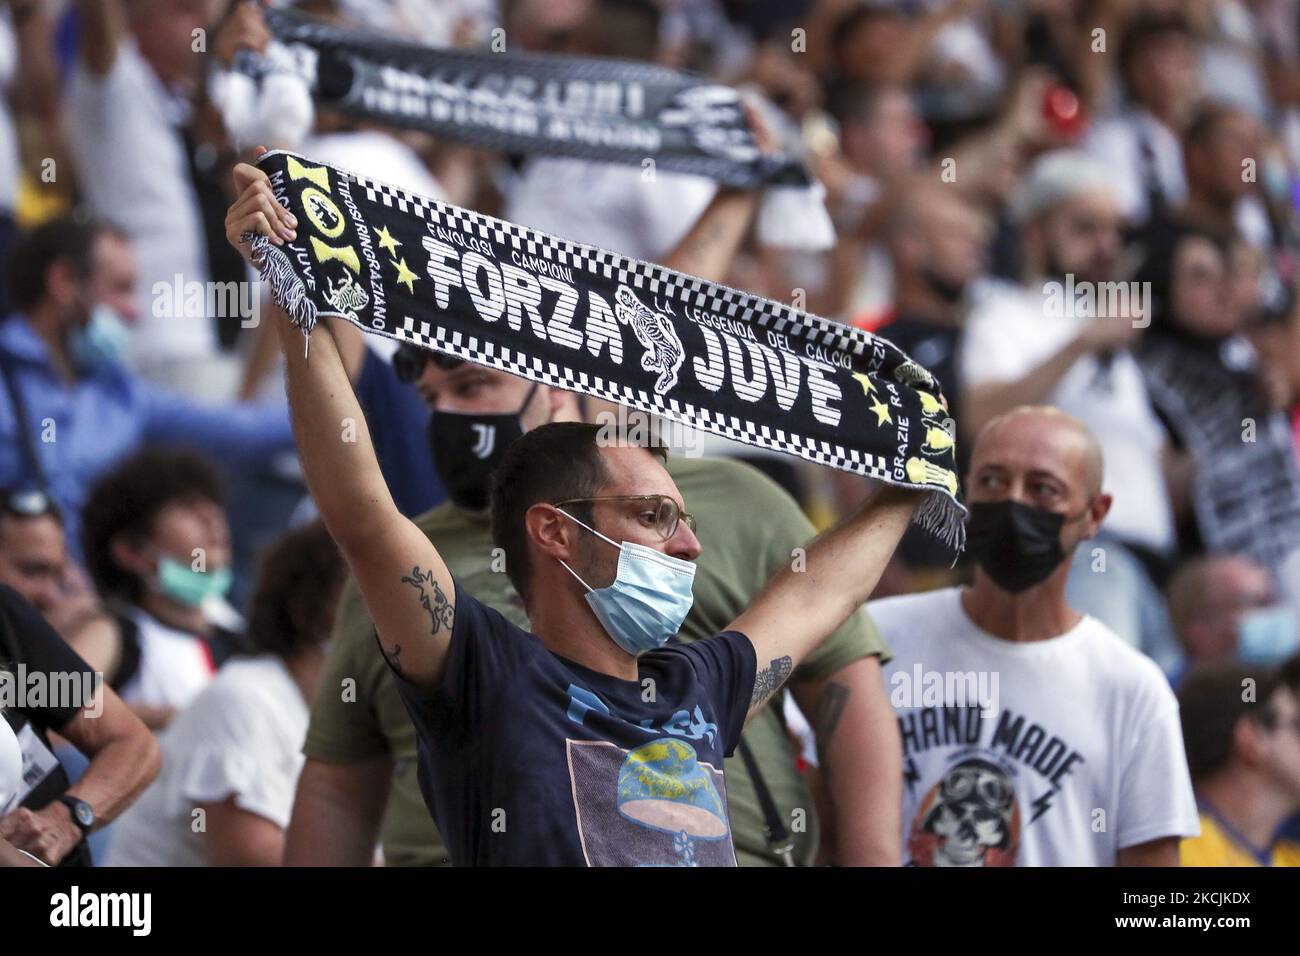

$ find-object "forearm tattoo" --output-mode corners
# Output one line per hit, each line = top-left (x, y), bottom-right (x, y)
(813, 681), (850, 766)
(750, 655), (793, 709)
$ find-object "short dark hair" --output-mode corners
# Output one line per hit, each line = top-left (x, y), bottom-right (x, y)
(8, 215), (118, 314)
(81, 449), (224, 603)
(245, 521), (345, 659)
(1118, 12), (1192, 88)
(489, 421), (666, 607)
(1178, 662), (1282, 783)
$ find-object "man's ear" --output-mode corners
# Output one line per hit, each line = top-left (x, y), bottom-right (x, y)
(1083, 492), (1112, 536)
(525, 504), (577, 562)
(1230, 713), (1268, 769)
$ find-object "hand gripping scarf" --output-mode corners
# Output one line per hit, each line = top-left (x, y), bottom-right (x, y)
(247, 150), (966, 547)
(215, 7), (833, 249)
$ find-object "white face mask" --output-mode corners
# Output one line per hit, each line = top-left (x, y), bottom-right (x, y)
(556, 509), (696, 657)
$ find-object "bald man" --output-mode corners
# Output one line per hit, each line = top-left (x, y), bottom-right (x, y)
(869, 406), (1199, 866)
(958, 151), (1178, 669)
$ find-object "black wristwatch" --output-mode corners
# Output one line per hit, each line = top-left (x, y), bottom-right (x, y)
(55, 795), (95, 834)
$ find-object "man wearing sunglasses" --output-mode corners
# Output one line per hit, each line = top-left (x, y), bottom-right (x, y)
(230, 160), (920, 865)
(0, 489), (66, 620)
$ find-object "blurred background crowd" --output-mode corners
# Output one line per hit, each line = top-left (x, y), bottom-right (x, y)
(1, 0), (1300, 867)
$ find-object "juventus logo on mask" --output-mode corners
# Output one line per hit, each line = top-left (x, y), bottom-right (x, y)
(428, 384), (536, 512)
(470, 424), (496, 459)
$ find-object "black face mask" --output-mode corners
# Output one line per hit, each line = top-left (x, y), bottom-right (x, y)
(966, 499), (1080, 594)
(920, 266), (967, 305)
(428, 383), (538, 513)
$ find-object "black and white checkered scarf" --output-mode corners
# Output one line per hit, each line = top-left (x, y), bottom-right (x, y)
(215, 8), (833, 250)
(247, 150), (966, 547)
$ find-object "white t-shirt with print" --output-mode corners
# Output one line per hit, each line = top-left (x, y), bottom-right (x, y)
(870, 587), (1198, 867)
(107, 656), (308, 867)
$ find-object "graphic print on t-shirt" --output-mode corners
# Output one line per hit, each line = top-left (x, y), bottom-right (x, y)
(900, 705), (1085, 867)
(567, 738), (732, 866)
(909, 754), (1021, 867)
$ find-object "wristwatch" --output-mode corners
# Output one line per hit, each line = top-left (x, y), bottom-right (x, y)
(55, 795), (95, 835)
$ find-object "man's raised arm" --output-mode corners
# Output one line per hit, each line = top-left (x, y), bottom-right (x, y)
(729, 484), (921, 720)
(225, 157), (456, 689)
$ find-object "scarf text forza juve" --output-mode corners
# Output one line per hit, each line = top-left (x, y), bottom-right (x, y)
(248, 150), (965, 545)
(260, 7), (807, 190)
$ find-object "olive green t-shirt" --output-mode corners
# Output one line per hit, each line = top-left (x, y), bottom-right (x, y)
(303, 455), (890, 866)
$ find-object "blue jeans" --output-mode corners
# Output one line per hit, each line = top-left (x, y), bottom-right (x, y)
(1066, 534), (1183, 678)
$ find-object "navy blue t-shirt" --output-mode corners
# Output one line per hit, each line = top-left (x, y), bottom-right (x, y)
(391, 580), (757, 866)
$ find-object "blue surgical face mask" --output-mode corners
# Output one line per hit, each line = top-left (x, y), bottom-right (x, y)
(156, 556), (233, 608)
(556, 508), (696, 657)
(1262, 156), (1291, 204)
(1238, 605), (1300, 664)
(69, 304), (131, 369)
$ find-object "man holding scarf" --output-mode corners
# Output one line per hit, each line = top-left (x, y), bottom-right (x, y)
(280, 156), (904, 866)
(286, 353), (904, 866)
(228, 158), (921, 866)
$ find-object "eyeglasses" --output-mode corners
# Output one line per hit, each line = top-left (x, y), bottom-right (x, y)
(554, 495), (697, 541)
(0, 488), (59, 521)
(392, 343), (465, 384)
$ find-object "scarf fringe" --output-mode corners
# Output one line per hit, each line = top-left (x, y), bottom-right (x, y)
(248, 233), (319, 338)
(915, 490), (967, 553)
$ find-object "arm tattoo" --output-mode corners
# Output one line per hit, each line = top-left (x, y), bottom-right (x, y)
(385, 566), (455, 675)
(813, 682), (850, 766)
(402, 565), (455, 634)
(750, 655), (793, 709)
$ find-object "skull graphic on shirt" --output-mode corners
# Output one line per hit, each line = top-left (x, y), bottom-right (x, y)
(908, 757), (1020, 867)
